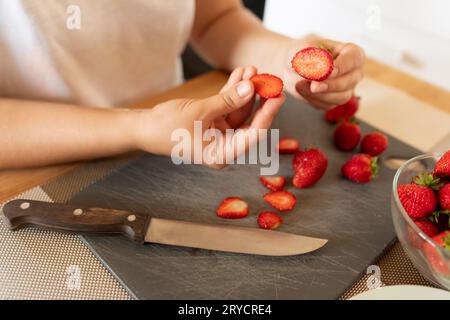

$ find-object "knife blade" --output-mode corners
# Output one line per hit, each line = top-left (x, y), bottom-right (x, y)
(2, 199), (327, 256)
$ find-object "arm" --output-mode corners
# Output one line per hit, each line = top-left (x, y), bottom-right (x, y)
(0, 99), (138, 168)
(191, 0), (366, 109)
(0, 67), (284, 169)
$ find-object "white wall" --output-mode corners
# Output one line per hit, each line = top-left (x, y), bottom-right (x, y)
(264, 0), (450, 91)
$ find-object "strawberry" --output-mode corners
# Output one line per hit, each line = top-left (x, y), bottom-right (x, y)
(292, 148), (328, 188)
(415, 220), (439, 238)
(408, 220), (439, 248)
(250, 73), (284, 99)
(325, 96), (359, 124)
(361, 132), (389, 157)
(342, 154), (378, 183)
(434, 150), (450, 178)
(424, 231), (450, 276)
(260, 176), (286, 192)
(216, 197), (249, 219)
(277, 137), (300, 154)
(263, 191), (297, 212)
(439, 183), (450, 210)
(333, 121), (361, 152)
(257, 212), (283, 230)
(397, 183), (437, 220)
(291, 47), (334, 81)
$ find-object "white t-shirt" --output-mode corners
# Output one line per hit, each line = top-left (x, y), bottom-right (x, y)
(0, 0), (195, 107)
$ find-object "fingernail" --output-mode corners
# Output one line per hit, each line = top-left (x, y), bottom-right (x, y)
(237, 82), (252, 97)
(313, 83), (328, 93)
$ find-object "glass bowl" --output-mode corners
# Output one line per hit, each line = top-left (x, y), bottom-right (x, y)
(392, 153), (450, 290)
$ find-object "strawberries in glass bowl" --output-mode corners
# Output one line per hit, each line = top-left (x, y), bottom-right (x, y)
(392, 151), (450, 289)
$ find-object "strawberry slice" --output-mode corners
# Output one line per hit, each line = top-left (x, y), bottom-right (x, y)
(250, 73), (284, 98)
(277, 137), (300, 154)
(216, 197), (249, 219)
(291, 47), (334, 81)
(258, 212), (283, 230)
(260, 176), (286, 192)
(263, 191), (297, 212)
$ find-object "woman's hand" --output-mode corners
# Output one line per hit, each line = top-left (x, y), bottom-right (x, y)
(134, 66), (286, 168)
(283, 35), (366, 110)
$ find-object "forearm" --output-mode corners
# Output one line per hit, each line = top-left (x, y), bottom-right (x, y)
(192, 7), (300, 75)
(0, 99), (139, 169)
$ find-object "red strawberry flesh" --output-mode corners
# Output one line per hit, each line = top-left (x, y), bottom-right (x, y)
(260, 176), (286, 192)
(216, 197), (249, 219)
(250, 73), (284, 99)
(257, 212), (283, 230)
(263, 191), (297, 212)
(277, 137), (300, 154)
(291, 47), (334, 81)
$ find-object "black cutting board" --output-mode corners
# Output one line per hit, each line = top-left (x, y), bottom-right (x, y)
(69, 96), (419, 299)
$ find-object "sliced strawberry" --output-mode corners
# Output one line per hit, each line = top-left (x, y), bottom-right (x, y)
(325, 96), (359, 124)
(263, 191), (297, 212)
(250, 73), (284, 98)
(361, 132), (389, 157)
(257, 212), (283, 230)
(216, 197), (249, 219)
(291, 47), (334, 81)
(260, 176), (286, 192)
(277, 137), (300, 154)
(333, 121), (361, 152)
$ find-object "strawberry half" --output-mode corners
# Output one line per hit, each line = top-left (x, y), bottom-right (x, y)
(277, 137), (300, 154)
(263, 191), (297, 212)
(260, 176), (286, 192)
(216, 197), (249, 219)
(434, 150), (450, 178)
(250, 73), (284, 99)
(257, 211), (283, 230)
(342, 154), (378, 183)
(424, 231), (450, 276)
(438, 183), (450, 211)
(292, 148), (328, 188)
(291, 47), (334, 81)
(334, 121), (361, 152)
(325, 96), (359, 124)
(397, 183), (437, 220)
(361, 132), (389, 157)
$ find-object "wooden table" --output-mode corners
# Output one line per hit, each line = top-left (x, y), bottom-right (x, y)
(1, 58), (449, 203)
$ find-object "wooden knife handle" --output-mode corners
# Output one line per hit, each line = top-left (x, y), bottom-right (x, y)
(2, 199), (151, 244)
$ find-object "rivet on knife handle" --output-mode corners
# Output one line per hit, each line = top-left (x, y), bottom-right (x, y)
(2, 199), (151, 244)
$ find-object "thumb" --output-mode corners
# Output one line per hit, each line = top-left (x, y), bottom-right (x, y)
(196, 80), (254, 121)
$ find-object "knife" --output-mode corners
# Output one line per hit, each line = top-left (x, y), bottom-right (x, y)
(2, 199), (327, 256)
